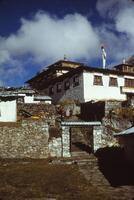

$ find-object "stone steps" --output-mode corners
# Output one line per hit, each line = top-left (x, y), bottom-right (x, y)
(78, 164), (110, 186)
(71, 152), (111, 186)
(71, 151), (90, 158)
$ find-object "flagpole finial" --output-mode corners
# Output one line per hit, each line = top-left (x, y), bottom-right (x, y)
(123, 59), (126, 64)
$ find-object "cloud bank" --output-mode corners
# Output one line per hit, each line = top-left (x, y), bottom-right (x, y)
(1, 12), (100, 63)
(0, 12), (101, 85)
(96, 0), (134, 61)
(0, 0), (134, 86)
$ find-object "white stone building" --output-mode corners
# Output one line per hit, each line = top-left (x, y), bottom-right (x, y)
(26, 60), (134, 103)
(0, 88), (52, 104)
(0, 95), (17, 122)
(34, 95), (52, 104)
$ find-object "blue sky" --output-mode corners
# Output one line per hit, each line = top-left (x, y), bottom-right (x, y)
(0, 0), (134, 87)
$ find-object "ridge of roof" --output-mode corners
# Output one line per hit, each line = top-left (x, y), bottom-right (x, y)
(26, 60), (134, 84)
(26, 60), (82, 83)
(114, 63), (134, 68)
(37, 65), (134, 89)
(52, 59), (83, 65)
(82, 65), (134, 76)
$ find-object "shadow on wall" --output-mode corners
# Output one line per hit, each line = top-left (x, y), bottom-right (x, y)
(80, 101), (105, 121)
(72, 142), (92, 153)
(95, 147), (134, 187)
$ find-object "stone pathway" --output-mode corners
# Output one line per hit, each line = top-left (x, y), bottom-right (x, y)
(73, 151), (134, 200)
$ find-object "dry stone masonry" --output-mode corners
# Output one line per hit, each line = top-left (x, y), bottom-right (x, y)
(0, 120), (62, 158)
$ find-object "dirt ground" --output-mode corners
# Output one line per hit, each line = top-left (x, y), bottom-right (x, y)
(0, 158), (114, 200)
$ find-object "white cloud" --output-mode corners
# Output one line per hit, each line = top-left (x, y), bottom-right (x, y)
(96, 0), (134, 64)
(0, 12), (100, 64)
(0, 11), (101, 85)
(116, 7), (134, 43)
(96, 0), (131, 19)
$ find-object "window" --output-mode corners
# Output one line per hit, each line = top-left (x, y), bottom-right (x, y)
(125, 78), (134, 87)
(64, 81), (70, 90)
(123, 66), (134, 73)
(109, 77), (118, 87)
(57, 83), (62, 93)
(93, 75), (103, 85)
(73, 75), (79, 87)
(49, 87), (54, 95)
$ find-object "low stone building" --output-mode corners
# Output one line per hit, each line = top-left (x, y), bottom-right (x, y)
(0, 95), (17, 122)
(0, 87), (52, 104)
(34, 95), (52, 104)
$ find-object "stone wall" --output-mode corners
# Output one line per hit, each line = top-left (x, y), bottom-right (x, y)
(80, 100), (133, 148)
(49, 137), (62, 157)
(47, 73), (84, 104)
(101, 101), (133, 147)
(17, 103), (56, 126)
(104, 100), (122, 116)
(1, 100), (129, 158)
(0, 120), (62, 158)
(17, 103), (56, 116)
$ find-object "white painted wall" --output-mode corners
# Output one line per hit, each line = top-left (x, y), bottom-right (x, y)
(44, 100), (51, 104)
(18, 93), (35, 103)
(34, 100), (52, 104)
(0, 100), (17, 122)
(83, 72), (126, 102)
(46, 70), (134, 103)
(22, 94), (52, 104)
(24, 95), (34, 103)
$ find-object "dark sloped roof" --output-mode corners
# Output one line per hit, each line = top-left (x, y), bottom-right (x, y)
(26, 60), (82, 83)
(48, 59), (82, 68)
(114, 63), (134, 69)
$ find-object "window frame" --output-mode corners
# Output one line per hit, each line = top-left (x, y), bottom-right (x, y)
(49, 86), (54, 95)
(73, 75), (79, 87)
(93, 75), (103, 86)
(56, 83), (62, 93)
(125, 78), (134, 88)
(109, 77), (118, 87)
(64, 80), (70, 90)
